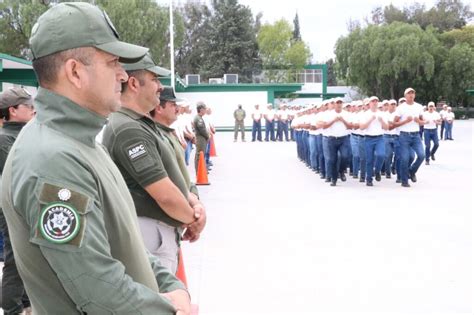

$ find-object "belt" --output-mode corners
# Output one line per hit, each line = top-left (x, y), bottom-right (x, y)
(400, 131), (419, 135)
(351, 133), (362, 137)
(326, 135), (348, 139)
(365, 134), (383, 138)
(384, 134), (399, 137)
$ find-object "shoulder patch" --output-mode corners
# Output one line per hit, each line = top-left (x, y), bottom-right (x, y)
(127, 142), (148, 161)
(34, 183), (90, 247)
(39, 202), (80, 244)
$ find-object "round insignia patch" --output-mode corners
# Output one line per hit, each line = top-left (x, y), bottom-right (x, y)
(57, 188), (71, 201)
(39, 203), (80, 244)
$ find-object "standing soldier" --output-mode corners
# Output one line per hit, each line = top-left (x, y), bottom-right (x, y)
(0, 88), (35, 315)
(1, 3), (189, 313)
(422, 102), (442, 164)
(444, 106), (455, 140)
(439, 104), (448, 140)
(194, 102), (210, 172)
(264, 104), (275, 141)
(251, 104), (263, 142)
(233, 104), (246, 142)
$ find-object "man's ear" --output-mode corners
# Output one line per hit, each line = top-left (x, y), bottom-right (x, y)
(63, 59), (88, 89)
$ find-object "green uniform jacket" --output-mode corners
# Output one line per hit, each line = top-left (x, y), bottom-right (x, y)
(102, 108), (189, 228)
(1, 88), (185, 314)
(193, 115), (209, 141)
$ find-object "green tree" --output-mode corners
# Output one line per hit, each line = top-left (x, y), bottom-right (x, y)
(0, 0), (50, 58)
(335, 22), (444, 102)
(325, 58), (337, 86)
(293, 12), (301, 41)
(197, 0), (261, 83)
(257, 18), (311, 82)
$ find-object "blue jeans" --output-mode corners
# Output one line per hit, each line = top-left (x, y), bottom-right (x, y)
(365, 135), (386, 182)
(358, 136), (367, 179)
(184, 140), (193, 166)
(316, 134), (325, 175)
(399, 132), (425, 183)
(384, 135), (399, 174)
(445, 122), (453, 139)
(252, 120), (262, 141)
(280, 121), (289, 141)
(309, 135), (318, 170)
(322, 136), (331, 179)
(205, 140), (211, 166)
(440, 121), (446, 139)
(424, 129), (439, 160)
(327, 135), (350, 182)
(265, 120), (275, 141)
(350, 134), (360, 176)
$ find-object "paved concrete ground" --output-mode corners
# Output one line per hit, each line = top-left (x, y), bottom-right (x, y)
(182, 120), (472, 315)
(1, 121), (471, 314)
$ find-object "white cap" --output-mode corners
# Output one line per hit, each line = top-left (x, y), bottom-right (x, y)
(369, 96), (379, 102)
(404, 87), (415, 95)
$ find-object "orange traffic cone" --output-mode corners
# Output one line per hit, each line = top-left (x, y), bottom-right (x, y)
(176, 249), (200, 315)
(176, 248), (188, 287)
(209, 135), (217, 157)
(196, 151), (210, 185)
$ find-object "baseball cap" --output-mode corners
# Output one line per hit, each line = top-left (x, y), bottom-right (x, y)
(404, 87), (416, 95)
(388, 99), (397, 105)
(399, 97), (406, 103)
(159, 86), (183, 102)
(428, 101), (435, 107)
(122, 53), (171, 76)
(369, 96), (379, 102)
(0, 88), (33, 109)
(30, 2), (148, 63)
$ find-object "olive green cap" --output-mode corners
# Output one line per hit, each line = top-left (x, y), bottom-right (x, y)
(159, 86), (183, 102)
(29, 2), (148, 63)
(122, 53), (171, 77)
(0, 88), (33, 109)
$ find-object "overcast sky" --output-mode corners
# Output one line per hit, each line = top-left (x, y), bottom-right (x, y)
(164, 0), (439, 62)
(238, 0), (438, 62)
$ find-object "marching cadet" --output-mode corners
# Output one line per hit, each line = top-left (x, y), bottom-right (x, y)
(439, 104), (448, 140)
(320, 98), (352, 186)
(349, 101), (364, 179)
(1, 3), (190, 313)
(359, 97), (388, 186)
(278, 104), (290, 141)
(264, 103), (276, 141)
(444, 106), (455, 140)
(384, 99), (400, 179)
(394, 88), (426, 187)
(422, 102), (442, 164)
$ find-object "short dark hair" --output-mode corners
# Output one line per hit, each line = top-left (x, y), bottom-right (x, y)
(149, 100), (167, 117)
(196, 102), (206, 113)
(121, 69), (146, 92)
(0, 105), (19, 121)
(32, 47), (94, 87)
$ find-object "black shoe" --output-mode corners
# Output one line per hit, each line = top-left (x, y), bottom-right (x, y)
(401, 182), (411, 187)
(340, 173), (347, 182)
(320, 174), (325, 179)
(330, 181), (337, 186)
(325, 178), (331, 183)
(352, 174), (358, 179)
(410, 172), (417, 182)
(396, 178), (401, 183)
(359, 177), (365, 183)
(430, 153), (435, 161)
(381, 171), (385, 176)
(375, 173), (381, 182)
(349, 171), (353, 176)
(425, 160), (430, 165)
(386, 174), (391, 179)
(391, 167), (396, 175)
(315, 169), (320, 174)
(366, 181), (373, 186)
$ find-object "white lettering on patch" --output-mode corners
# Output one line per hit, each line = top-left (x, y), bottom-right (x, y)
(128, 143), (147, 160)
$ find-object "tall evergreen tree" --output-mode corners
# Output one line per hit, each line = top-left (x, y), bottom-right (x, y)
(293, 12), (301, 41)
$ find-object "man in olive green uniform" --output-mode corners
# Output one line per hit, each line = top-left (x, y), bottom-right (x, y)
(1, 3), (189, 314)
(0, 88), (35, 315)
(149, 87), (206, 243)
(194, 102), (209, 173)
(102, 55), (202, 274)
(233, 104), (246, 142)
